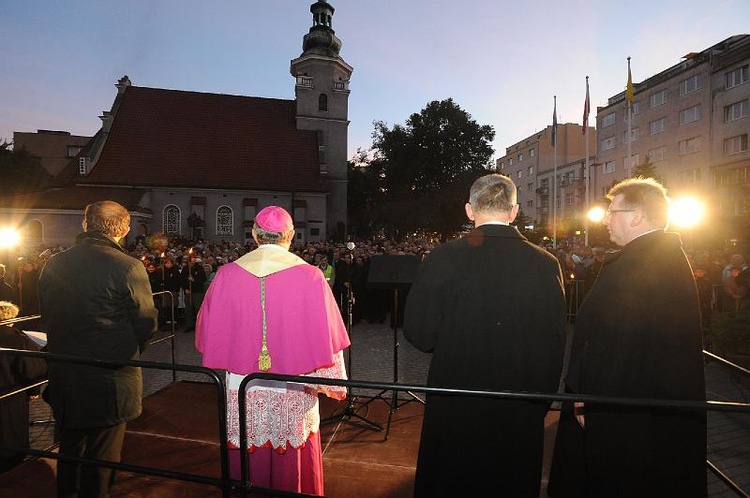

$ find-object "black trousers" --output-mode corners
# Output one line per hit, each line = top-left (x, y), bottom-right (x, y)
(57, 422), (126, 498)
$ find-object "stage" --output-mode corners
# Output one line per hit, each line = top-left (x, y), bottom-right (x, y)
(0, 379), (562, 497)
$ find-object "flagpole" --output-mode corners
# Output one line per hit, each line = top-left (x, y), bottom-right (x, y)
(584, 76), (590, 246)
(627, 57), (633, 172)
(553, 95), (558, 249)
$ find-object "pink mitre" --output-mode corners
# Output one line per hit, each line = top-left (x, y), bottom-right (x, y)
(255, 206), (293, 232)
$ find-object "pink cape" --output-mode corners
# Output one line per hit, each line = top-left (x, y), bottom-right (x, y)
(196, 260), (350, 375)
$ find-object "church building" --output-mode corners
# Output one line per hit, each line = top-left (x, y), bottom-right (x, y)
(0, 0), (352, 248)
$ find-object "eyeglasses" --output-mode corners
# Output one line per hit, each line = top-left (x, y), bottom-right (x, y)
(605, 209), (636, 217)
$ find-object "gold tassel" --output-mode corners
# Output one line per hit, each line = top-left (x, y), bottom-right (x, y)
(258, 345), (271, 372)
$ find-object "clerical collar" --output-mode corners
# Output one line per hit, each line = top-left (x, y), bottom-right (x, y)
(258, 244), (289, 251)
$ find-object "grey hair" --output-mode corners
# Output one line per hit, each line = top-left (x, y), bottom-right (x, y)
(469, 174), (517, 214)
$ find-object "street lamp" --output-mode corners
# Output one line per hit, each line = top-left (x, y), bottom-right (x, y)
(669, 196), (706, 229)
(0, 227), (20, 249)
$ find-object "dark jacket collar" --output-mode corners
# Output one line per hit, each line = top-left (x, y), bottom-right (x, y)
(75, 231), (126, 253)
(469, 223), (527, 240)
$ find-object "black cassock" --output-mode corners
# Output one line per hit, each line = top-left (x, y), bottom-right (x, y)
(404, 224), (566, 497)
(549, 230), (707, 497)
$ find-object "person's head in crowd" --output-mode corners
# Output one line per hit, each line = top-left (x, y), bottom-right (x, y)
(146, 263), (157, 274)
(465, 173), (519, 226)
(0, 300), (20, 321)
(604, 177), (669, 247)
(83, 201), (131, 243)
(253, 206), (295, 249)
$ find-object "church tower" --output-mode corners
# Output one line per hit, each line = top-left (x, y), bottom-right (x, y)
(291, 0), (353, 240)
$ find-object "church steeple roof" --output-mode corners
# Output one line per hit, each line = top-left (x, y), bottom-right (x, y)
(301, 0), (342, 57)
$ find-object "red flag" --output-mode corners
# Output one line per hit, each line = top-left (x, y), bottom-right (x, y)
(583, 76), (590, 135)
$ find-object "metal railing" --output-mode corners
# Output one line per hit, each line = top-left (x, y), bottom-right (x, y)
(0, 313), (747, 496)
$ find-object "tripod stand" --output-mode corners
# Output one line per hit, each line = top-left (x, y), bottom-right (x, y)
(322, 251), (382, 432)
(363, 255), (425, 440)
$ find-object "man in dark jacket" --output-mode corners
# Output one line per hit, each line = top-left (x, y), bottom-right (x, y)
(549, 178), (706, 497)
(403, 173), (566, 497)
(39, 200), (158, 498)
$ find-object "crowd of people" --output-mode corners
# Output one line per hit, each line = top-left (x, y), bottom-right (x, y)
(1, 229), (748, 335)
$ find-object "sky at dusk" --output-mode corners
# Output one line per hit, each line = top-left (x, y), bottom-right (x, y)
(2, 0), (748, 162)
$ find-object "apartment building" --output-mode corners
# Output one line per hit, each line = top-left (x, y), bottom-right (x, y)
(495, 123), (595, 236)
(593, 34), (749, 243)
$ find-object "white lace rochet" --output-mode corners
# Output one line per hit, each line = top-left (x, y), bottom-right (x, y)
(225, 350), (347, 451)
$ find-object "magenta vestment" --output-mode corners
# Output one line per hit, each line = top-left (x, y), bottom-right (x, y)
(196, 246), (350, 495)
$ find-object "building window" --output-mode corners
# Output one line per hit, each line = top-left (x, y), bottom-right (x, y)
(724, 100), (749, 123)
(216, 205), (234, 236)
(650, 89), (668, 108)
(603, 161), (615, 174)
(622, 127), (639, 144)
(517, 170), (522, 179)
(679, 105), (701, 125)
(624, 155), (639, 171)
(724, 134), (748, 155)
(565, 193), (574, 206)
(602, 112), (616, 128)
(498, 161), (505, 170)
(678, 137), (701, 155)
(649, 117), (667, 135)
(509, 158), (514, 166)
(529, 148), (535, 157)
(726, 65), (749, 89)
(677, 169), (701, 184)
(527, 200), (533, 209)
(318, 94), (328, 111)
(518, 186), (523, 196)
(163, 205), (181, 235)
(631, 101), (640, 115)
(518, 153), (523, 162)
(679, 74), (703, 96)
(648, 146), (667, 162)
(528, 166), (533, 175)
(67, 145), (82, 157)
(601, 136), (616, 151)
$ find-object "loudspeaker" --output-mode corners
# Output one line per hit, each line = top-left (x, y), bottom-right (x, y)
(367, 254), (420, 287)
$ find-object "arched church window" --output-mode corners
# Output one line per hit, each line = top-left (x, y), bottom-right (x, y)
(216, 205), (234, 236)
(163, 205), (181, 234)
(318, 93), (328, 111)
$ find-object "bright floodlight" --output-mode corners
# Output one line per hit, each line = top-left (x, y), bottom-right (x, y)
(670, 196), (705, 229)
(0, 227), (21, 248)
(588, 206), (606, 223)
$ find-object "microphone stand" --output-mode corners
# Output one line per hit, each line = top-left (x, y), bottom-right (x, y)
(322, 245), (382, 432)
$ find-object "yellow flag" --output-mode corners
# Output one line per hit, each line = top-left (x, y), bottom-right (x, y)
(626, 59), (634, 104)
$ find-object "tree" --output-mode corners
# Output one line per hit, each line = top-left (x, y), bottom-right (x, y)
(631, 155), (660, 182)
(361, 99), (495, 240)
(0, 142), (52, 194)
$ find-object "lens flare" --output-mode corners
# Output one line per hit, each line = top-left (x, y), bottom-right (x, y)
(588, 206), (606, 223)
(669, 197), (705, 229)
(0, 228), (21, 248)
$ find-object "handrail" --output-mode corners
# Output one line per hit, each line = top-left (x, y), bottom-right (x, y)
(0, 348), (233, 497)
(0, 348), (747, 497)
(236, 372), (749, 497)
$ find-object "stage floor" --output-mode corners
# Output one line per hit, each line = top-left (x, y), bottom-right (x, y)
(1, 380), (560, 497)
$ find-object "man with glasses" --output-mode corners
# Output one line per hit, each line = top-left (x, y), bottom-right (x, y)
(549, 177), (706, 497)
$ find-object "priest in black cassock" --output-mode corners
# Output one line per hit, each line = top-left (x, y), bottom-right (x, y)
(404, 173), (566, 497)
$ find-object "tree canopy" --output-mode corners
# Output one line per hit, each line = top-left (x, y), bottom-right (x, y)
(0, 142), (52, 194)
(349, 99), (495, 240)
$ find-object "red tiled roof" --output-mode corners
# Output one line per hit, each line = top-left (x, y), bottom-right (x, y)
(0, 187), (149, 212)
(67, 86), (324, 192)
